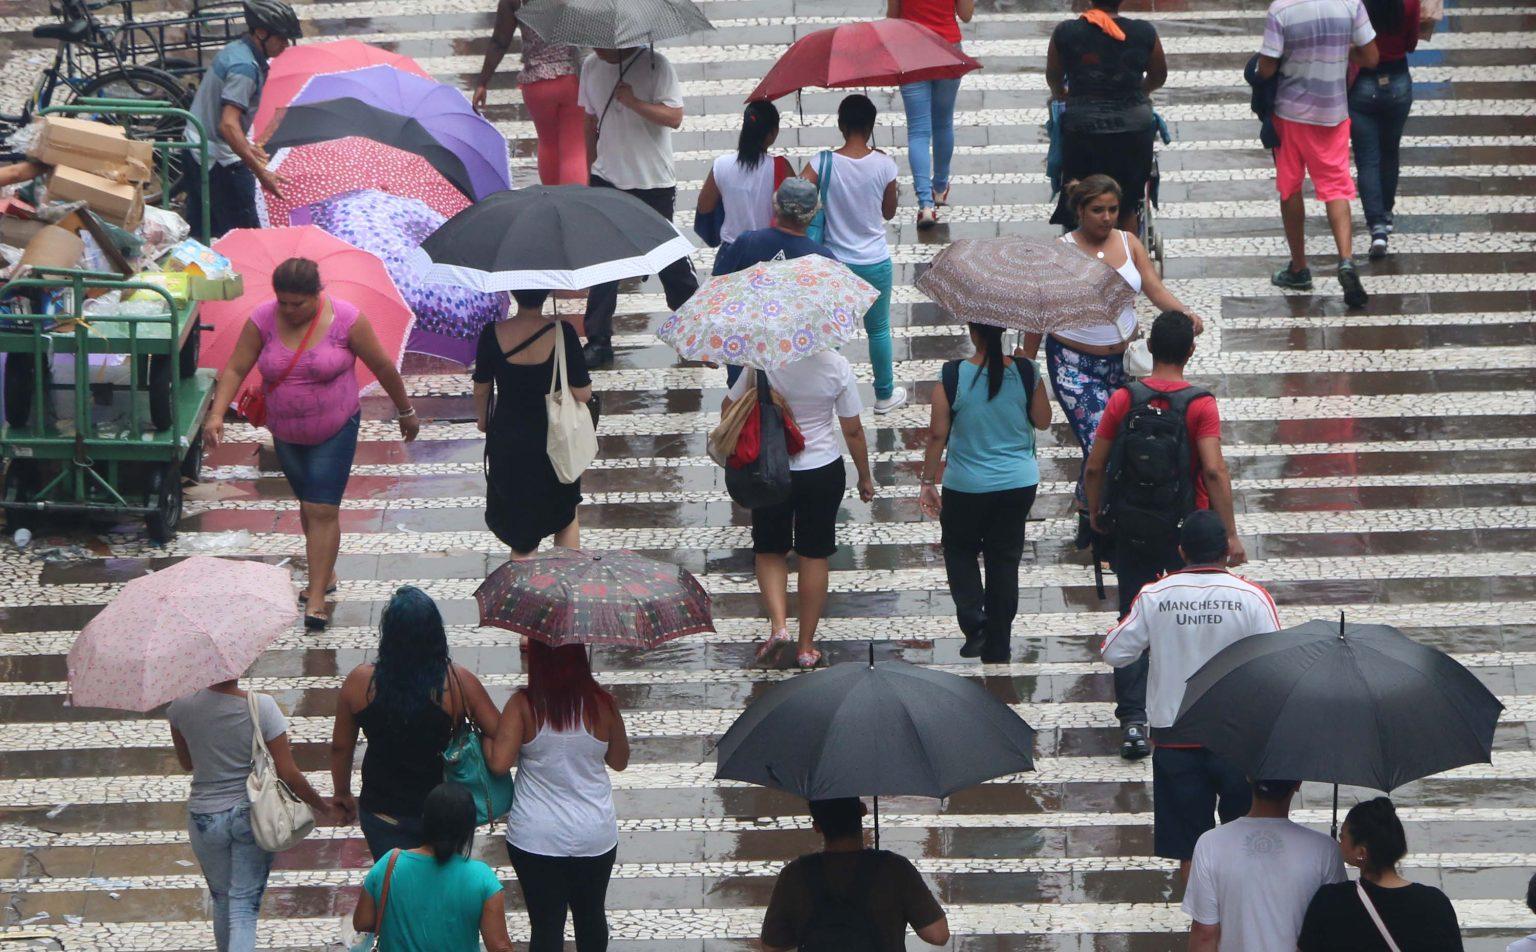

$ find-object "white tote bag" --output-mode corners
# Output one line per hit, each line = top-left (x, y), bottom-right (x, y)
(545, 325), (598, 484)
(245, 690), (315, 852)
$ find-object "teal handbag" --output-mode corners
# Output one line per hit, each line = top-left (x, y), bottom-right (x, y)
(805, 150), (833, 243)
(442, 669), (514, 825)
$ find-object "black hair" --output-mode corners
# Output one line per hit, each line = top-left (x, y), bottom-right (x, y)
(809, 798), (863, 841)
(1344, 797), (1408, 875)
(1091, 0), (1125, 9)
(421, 783), (477, 864)
(737, 101), (780, 171)
(837, 94), (877, 140)
(1068, 174), (1122, 213)
(1250, 778), (1300, 803)
(1148, 310), (1195, 366)
(1363, 0), (1404, 33)
(1526, 871), (1536, 916)
(511, 288), (550, 311)
(967, 322), (1006, 400)
(1181, 510), (1230, 565)
(271, 257), (322, 296)
(371, 586), (450, 722)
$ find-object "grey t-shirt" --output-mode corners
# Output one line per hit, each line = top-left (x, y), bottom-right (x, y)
(166, 688), (288, 814)
(186, 36), (267, 167)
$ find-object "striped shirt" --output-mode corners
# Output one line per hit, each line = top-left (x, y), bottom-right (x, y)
(1259, 0), (1376, 127)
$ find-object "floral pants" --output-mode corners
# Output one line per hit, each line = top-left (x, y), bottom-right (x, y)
(1045, 336), (1131, 506)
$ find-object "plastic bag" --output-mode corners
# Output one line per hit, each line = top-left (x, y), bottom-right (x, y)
(137, 204), (190, 258)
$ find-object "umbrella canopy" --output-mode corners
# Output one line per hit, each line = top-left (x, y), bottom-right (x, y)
(298, 189), (506, 366)
(916, 236), (1139, 335)
(748, 19), (981, 102)
(1167, 619), (1503, 792)
(257, 137), (473, 227)
(515, 0), (713, 48)
(475, 548), (714, 649)
(253, 40), (431, 141)
(265, 99), (490, 201)
(199, 226), (415, 403)
(288, 66), (511, 198)
(657, 255), (876, 370)
(715, 658), (1036, 800)
(67, 557), (297, 712)
(409, 185), (695, 292)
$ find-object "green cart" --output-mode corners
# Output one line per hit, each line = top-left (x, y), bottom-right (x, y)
(0, 100), (214, 542)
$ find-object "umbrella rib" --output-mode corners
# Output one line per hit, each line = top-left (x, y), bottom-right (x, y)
(1342, 640), (1398, 790)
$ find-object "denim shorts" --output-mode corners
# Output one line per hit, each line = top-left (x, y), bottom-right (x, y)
(272, 412), (360, 506)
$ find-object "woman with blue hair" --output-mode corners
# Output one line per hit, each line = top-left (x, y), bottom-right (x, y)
(329, 586), (503, 860)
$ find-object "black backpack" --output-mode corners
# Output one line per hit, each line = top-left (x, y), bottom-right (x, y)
(941, 357), (1035, 423)
(725, 369), (793, 510)
(798, 852), (883, 952)
(1101, 381), (1212, 550)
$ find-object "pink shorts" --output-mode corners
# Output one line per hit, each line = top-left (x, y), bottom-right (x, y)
(1273, 115), (1356, 203)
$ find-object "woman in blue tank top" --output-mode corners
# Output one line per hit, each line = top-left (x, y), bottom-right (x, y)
(918, 323), (1052, 663)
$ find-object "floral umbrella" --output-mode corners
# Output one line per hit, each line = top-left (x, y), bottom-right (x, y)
(257, 137), (473, 227)
(297, 189), (507, 366)
(657, 255), (876, 370)
(475, 548), (714, 649)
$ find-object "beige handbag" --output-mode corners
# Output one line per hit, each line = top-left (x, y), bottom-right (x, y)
(245, 690), (315, 852)
(546, 326), (598, 484)
(708, 386), (759, 467)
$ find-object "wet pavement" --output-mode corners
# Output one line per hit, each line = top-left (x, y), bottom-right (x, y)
(3, 0), (1536, 948)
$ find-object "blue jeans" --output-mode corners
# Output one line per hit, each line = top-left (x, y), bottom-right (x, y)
(188, 804), (273, 952)
(846, 258), (895, 400)
(900, 78), (962, 207)
(272, 412), (361, 506)
(1348, 68), (1413, 235)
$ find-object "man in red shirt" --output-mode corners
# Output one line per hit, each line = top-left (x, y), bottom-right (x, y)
(1083, 310), (1244, 759)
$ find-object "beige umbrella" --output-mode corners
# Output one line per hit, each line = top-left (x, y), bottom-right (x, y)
(916, 236), (1138, 334)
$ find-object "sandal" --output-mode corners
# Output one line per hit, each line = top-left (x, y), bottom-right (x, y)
(754, 627), (791, 665)
(304, 609), (330, 631)
(297, 582), (338, 606)
(797, 649), (823, 670)
(933, 185), (951, 207)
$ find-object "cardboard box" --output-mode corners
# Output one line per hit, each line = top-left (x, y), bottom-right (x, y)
(29, 116), (155, 184)
(47, 165), (144, 230)
(1, 216), (47, 248)
(17, 224), (84, 271)
(188, 273), (244, 301)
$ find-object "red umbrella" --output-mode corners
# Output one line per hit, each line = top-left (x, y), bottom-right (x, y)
(257, 137), (473, 227)
(198, 226), (415, 406)
(252, 40), (432, 141)
(747, 18), (981, 102)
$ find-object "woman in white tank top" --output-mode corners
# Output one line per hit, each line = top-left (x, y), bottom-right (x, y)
(488, 642), (630, 951)
(1018, 175), (1202, 548)
(697, 101), (790, 272)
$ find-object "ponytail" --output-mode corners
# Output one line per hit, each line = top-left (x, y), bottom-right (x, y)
(736, 101), (780, 171)
(420, 783), (476, 865)
(969, 322), (1006, 400)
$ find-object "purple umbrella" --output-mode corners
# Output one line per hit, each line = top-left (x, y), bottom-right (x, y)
(287, 65), (511, 200)
(293, 189), (506, 365)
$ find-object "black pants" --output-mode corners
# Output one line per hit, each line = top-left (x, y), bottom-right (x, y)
(941, 485), (1037, 663)
(1110, 534), (1183, 724)
(507, 842), (618, 952)
(357, 809), (424, 863)
(582, 174), (699, 345)
(183, 161), (260, 239)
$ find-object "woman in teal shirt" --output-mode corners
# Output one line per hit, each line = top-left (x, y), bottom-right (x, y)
(919, 322), (1052, 663)
(353, 783), (514, 951)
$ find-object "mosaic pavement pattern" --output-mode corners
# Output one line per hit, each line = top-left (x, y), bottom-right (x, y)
(4, 0), (1536, 948)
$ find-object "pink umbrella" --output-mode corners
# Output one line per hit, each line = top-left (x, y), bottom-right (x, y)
(252, 40), (432, 142)
(199, 226), (416, 405)
(67, 557), (297, 712)
(257, 137), (473, 226)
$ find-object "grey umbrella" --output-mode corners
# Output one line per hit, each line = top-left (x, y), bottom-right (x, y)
(714, 649), (1036, 846)
(515, 0), (714, 48)
(1166, 615), (1503, 835)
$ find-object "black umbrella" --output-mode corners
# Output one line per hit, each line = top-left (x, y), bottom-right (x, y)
(406, 185), (696, 293)
(265, 98), (480, 201)
(714, 648), (1036, 846)
(1167, 615), (1502, 834)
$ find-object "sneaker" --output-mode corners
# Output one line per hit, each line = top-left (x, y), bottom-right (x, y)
(581, 340), (614, 367)
(1271, 265), (1313, 291)
(1369, 233), (1389, 260)
(959, 629), (987, 658)
(874, 386), (908, 414)
(1121, 723), (1151, 761)
(1338, 260), (1369, 309)
(916, 206), (938, 230)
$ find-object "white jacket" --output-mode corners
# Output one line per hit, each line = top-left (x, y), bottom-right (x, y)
(1101, 568), (1281, 729)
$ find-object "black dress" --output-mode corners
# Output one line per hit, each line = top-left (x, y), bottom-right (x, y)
(473, 320), (592, 553)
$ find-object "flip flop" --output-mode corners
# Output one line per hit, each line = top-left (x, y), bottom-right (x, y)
(797, 649), (823, 670)
(304, 609), (330, 631)
(754, 628), (791, 666)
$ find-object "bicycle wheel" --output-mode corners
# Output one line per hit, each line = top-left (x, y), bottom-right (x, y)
(72, 66), (193, 201)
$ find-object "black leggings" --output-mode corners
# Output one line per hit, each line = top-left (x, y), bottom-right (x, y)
(507, 842), (618, 951)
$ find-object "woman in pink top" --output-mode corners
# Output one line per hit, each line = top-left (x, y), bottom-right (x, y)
(473, 0), (586, 187)
(203, 258), (419, 630)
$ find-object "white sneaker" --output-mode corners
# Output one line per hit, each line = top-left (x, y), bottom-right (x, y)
(874, 386), (907, 414)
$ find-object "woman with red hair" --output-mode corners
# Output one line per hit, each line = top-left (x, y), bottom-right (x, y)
(488, 643), (630, 951)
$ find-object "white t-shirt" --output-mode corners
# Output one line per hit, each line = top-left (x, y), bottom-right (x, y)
(816, 150), (897, 266)
(1509, 937), (1536, 952)
(579, 50), (684, 190)
(726, 351), (863, 471)
(1182, 817), (1347, 952)
(712, 153), (777, 245)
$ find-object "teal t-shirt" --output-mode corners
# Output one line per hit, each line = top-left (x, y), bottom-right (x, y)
(944, 359), (1041, 494)
(362, 850), (504, 951)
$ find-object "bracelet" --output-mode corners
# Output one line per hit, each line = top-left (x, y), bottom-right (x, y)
(396, 407), (417, 420)
(920, 477), (936, 486)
